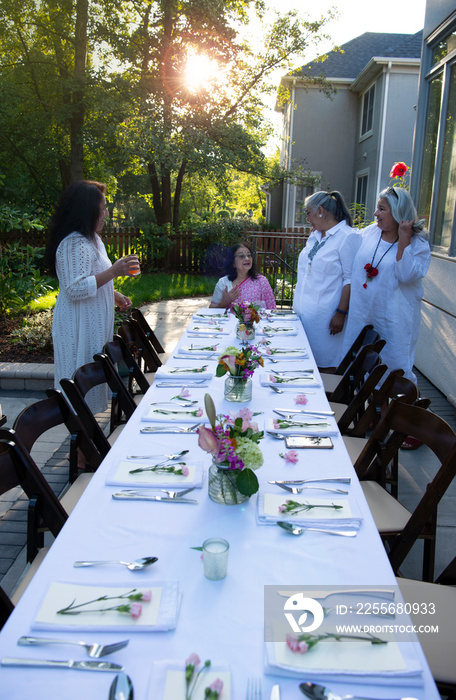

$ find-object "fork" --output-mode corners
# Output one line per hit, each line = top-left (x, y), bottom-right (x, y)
(140, 422), (201, 433)
(17, 636), (129, 658)
(274, 482), (348, 495)
(161, 487), (197, 498)
(270, 385), (316, 394)
(246, 677), (262, 700)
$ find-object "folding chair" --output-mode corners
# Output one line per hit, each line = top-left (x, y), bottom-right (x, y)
(354, 399), (456, 581)
(117, 319), (162, 374)
(103, 335), (151, 404)
(131, 307), (165, 354)
(320, 324), (382, 387)
(324, 343), (386, 405)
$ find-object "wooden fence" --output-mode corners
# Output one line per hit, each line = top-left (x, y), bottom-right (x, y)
(0, 226), (309, 304)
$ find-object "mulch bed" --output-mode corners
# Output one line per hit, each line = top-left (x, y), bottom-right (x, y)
(0, 317), (54, 364)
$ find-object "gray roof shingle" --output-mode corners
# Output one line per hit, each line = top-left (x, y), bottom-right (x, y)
(295, 31), (423, 80)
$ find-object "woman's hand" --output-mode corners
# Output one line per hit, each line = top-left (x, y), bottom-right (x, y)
(398, 219), (414, 245)
(114, 291), (132, 311)
(220, 285), (240, 308)
(329, 311), (346, 335)
(111, 254), (140, 278)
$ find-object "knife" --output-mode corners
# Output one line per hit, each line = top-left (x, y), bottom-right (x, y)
(269, 478), (351, 485)
(277, 588), (395, 601)
(112, 492), (197, 503)
(270, 684), (281, 700)
(1, 657), (123, 672)
(273, 409), (335, 418)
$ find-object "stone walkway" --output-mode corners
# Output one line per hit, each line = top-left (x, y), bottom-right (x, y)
(0, 296), (455, 596)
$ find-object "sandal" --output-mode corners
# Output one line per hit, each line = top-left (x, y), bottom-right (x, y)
(401, 436), (423, 450)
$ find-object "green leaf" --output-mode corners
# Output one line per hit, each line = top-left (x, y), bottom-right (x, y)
(190, 546), (203, 551)
(235, 468), (259, 497)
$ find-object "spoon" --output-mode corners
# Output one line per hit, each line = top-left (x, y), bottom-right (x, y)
(277, 522), (357, 537)
(110, 672), (134, 700)
(126, 450), (189, 460)
(299, 681), (417, 700)
(73, 556), (158, 571)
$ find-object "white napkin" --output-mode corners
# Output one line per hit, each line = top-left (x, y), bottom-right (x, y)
(260, 372), (320, 389)
(262, 314), (299, 322)
(178, 344), (220, 355)
(192, 311), (230, 322)
(257, 492), (362, 529)
(263, 348), (309, 359)
(266, 417), (338, 436)
(105, 460), (204, 488)
(187, 324), (230, 335)
(141, 404), (205, 423)
(257, 326), (298, 336)
(147, 660), (231, 700)
(33, 580), (181, 632)
(264, 633), (423, 686)
(155, 365), (214, 381)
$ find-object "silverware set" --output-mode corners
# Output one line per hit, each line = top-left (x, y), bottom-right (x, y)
(140, 422), (202, 434)
(17, 636), (129, 658)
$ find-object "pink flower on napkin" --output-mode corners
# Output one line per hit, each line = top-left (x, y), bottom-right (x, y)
(294, 394), (308, 406)
(209, 678), (224, 694)
(269, 375), (277, 383)
(185, 652), (201, 668)
(130, 602), (142, 619)
(182, 466), (190, 477)
(180, 387), (191, 398)
(140, 590), (152, 602)
(280, 450), (299, 464)
(196, 408), (203, 417)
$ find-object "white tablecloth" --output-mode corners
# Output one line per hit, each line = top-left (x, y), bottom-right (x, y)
(0, 311), (439, 699)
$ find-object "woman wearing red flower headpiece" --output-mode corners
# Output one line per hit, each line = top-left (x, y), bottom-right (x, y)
(342, 187), (431, 384)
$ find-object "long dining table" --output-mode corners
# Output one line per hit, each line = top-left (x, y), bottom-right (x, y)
(0, 309), (440, 699)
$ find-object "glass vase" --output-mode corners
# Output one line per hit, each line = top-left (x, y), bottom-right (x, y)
(208, 461), (249, 505)
(224, 375), (252, 402)
(236, 322), (256, 344)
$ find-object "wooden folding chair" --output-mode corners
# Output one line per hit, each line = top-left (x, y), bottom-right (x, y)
(103, 335), (152, 404)
(60, 358), (136, 457)
(354, 399), (456, 581)
(320, 324), (382, 386)
(131, 307), (165, 354)
(397, 554), (456, 697)
(324, 343), (386, 405)
(117, 319), (162, 374)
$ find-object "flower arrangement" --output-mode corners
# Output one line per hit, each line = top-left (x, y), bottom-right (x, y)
(198, 395), (264, 497)
(185, 653), (223, 699)
(231, 301), (260, 325)
(216, 345), (264, 380)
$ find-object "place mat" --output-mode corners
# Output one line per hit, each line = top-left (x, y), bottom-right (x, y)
(106, 460), (204, 488)
(147, 660), (231, 700)
(155, 365), (214, 381)
(257, 492), (362, 529)
(257, 326), (298, 336)
(260, 372), (321, 389)
(33, 580), (181, 632)
(141, 404), (205, 423)
(178, 344), (220, 356)
(264, 628), (423, 686)
(266, 417), (338, 436)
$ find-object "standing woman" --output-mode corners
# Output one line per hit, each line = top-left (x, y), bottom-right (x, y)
(46, 180), (139, 415)
(293, 191), (360, 370)
(342, 187), (431, 383)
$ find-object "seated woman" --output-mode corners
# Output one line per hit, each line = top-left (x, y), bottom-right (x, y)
(210, 242), (276, 310)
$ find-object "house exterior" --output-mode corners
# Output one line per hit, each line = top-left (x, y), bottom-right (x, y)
(411, 0), (456, 402)
(271, 32), (422, 228)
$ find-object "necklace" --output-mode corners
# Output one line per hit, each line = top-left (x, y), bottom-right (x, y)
(306, 235), (327, 273)
(363, 234), (398, 288)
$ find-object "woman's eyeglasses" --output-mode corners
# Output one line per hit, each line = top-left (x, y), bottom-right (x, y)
(235, 253), (252, 260)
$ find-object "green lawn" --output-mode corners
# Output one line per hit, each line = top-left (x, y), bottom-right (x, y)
(30, 272), (218, 312)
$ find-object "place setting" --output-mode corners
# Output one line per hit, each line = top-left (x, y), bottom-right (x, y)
(256, 491), (363, 530)
(105, 449), (205, 489)
(154, 365), (215, 382)
(148, 653), (231, 700)
(260, 371), (321, 389)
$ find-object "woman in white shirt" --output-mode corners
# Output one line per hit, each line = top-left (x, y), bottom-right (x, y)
(46, 180), (139, 417)
(293, 191), (360, 369)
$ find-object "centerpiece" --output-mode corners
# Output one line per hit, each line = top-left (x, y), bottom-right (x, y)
(198, 394), (264, 504)
(232, 301), (260, 343)
(216, 344), (263, 402)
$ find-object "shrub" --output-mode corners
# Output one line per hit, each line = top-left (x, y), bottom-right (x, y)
(0, 242), (54, 320)
(10, 310), (54, 351)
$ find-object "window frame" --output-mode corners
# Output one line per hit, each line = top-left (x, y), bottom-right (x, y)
(360, 83), (375, 139)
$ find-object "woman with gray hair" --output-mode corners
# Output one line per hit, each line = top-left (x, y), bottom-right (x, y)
(293, 190), (360, 369)
(341, 186), (431, 384)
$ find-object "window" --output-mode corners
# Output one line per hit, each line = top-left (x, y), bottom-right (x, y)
(294, 184), (316, 225)
(361, 84), (375, 136)
(417, 21), (456, 254)
(356, 174), (368, 207)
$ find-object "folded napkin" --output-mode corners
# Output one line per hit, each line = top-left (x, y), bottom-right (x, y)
(33, 580), (181, 632)
(178, 344), (220, 355)
(105, 460), (204, 488)
(264, 632), (423, 686)
(147, 660), (231, 700)
(187, 324), (230, 335)
(257, 492), (362, 529)
(155, 365), (214, 381)
(266, 417), (338, 436)
(263, 314), (299, 322)
(263, 348), (309, 359)
(260, 372), (321, 389)
(257, 326), (298, 336)
(192, 312), (230, 322)
(141, 403), (205, 423)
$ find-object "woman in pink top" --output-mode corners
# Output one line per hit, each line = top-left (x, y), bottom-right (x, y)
(210, 242), (276, 310)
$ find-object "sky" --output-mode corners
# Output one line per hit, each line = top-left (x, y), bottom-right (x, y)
(261, 0), (427, 150)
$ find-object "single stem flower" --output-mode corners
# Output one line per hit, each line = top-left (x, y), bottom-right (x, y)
(286, 630), (387, 654)
(278, 499), (343, 516)
(273, 419), (329, 429)
(129, 463), (189, 475)
(57, 589), (151, 617)
(170, 365), (208, 373)
(279, 450), (299, 464)
(294, 394), (309, 405)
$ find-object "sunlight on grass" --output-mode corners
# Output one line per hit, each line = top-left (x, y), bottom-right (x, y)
(31, 273), (218, 312)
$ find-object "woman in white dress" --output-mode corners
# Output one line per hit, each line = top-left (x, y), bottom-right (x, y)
(293, 191), (360, 369)
(46, 180), (139, 417)
(342, 187), (431, 384)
